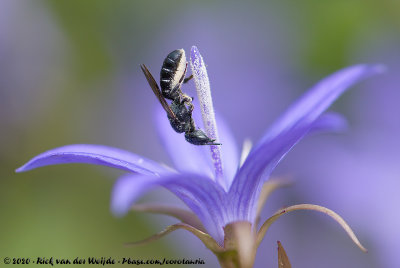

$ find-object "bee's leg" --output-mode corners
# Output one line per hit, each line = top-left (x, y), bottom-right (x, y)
(178, 63), (193, 84)
(181, 93), (194, 113)
(183, 74), (193, 83)
(187, 102), (194, 113)
(178, 63), (188, 84)
(181, 93), (192, 103)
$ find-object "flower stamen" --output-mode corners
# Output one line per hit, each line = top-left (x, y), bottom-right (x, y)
(190, 46), (225, 188)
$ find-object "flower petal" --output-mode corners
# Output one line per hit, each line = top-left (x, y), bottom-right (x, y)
(258, 64), (385, 146)
(16, 144), (168, 176)
(155, 104), (239, 186)
(229, 64), (384, 222)
(111, 172), (229, 244)
(216, 114), (240, 189)
(154, 105), (214, 178)
(190, 46), (225, 188)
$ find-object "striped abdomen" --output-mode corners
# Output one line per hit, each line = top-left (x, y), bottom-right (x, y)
(160, 49), (186, 100)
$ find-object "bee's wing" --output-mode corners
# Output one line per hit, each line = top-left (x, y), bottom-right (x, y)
(140, 64), (178, 121)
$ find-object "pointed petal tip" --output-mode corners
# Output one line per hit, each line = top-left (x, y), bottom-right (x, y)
(353, 63), (385, 73)
(15, 166), (24, 173)
(15, 162), (39, 173)
(15, 160), (37, 173)
(13, 144), (168, 176)
(358, 64), (386, 79)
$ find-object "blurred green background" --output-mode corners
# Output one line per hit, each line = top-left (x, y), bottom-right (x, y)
(1, 0), (399, 267)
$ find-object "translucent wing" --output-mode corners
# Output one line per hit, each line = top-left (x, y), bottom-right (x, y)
(140, 64), (178, 121)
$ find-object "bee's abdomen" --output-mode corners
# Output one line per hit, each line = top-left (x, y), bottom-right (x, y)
(160, 49), (186, 100)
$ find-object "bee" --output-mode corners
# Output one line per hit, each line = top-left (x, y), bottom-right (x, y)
(141, 49), (221, 146)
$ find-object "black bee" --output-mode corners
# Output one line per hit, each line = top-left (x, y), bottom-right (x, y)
(159, 49), (193, 102)
(141, 49), (221, 146)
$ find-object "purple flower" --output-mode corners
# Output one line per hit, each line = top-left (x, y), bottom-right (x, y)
(16, 46), (383, 267)
(275, 56), (400, 267)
